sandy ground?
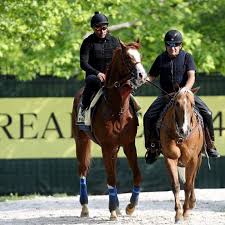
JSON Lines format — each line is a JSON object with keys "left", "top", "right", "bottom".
{"left": 0, "top": 189, "right": 224, "bottom": 225}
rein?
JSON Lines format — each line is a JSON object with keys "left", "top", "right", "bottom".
{"left": 160, "top": 91, "right": 202, "bottom": 145}
{"left": 175, "top": 118, "right": 201, "bottom": 144}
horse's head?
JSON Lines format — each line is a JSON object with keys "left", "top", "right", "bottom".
{"left": 105, "top": 40, "right": 147, "bottom": 90}
{"left": 172, "top": 87, "right": 199, "bottom": 138}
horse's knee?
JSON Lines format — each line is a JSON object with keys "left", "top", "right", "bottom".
{"left": 172, "top": 183, "right": 180, "bottom": 194}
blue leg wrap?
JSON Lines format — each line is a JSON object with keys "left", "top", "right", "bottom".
{"left": 130, "top": 186, "right": 140, "bottom": 206}
{"left": 108, "top": 186, "right": 118, "bottom": 212}
{"left": 80, "top": 177, "right": 88, "bottom": 205}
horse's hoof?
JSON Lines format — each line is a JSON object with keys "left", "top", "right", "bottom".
{"left": 183, "top": 210, "right": 190, "bottom": 220}
{"left": 175, "top": 211, "right": 183, "bottom": 223}
{"left": 80, "top": 204, "right": 89, "bottom": 217}
{"left": 110, "top": 210, "right": 117, "bottom": 221}
{"left": 175, "top": 219, "right": 183, "bottom": 224}
{"left": 126, "top": 203, "right": 135, "bottom": 215}
{"left": 116, "top": 207, "right": 122, "bottom": 216}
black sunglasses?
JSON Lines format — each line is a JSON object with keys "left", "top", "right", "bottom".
{"left": 166, "top": 42, "right": 181, "bottom": 47}
{"left": 94, "top": 26, "right": 108, "bottom": 31}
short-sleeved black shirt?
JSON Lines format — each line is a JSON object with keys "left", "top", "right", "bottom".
{"left": 80, "top": 33, "right": 120, "bottom": 77}
{"left": 149, "top": 50, "right": 196, "bottom": 94}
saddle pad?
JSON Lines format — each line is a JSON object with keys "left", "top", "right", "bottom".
{"left": 76, "top": 88, "right": 103, "bottom": 126}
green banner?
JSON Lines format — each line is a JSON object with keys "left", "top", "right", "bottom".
{"left": 0, "top": 97, "right": 225, "bottom": 159}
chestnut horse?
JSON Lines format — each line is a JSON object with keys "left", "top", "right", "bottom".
{"left": 160, "top": 87, "right": 204, "bottom": 222}
{"left": 72, "top": 41, "right": 147, "bottom": 220}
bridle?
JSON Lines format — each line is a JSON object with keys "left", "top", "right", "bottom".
{"left": 160, "top": 90, "right": 201, "bottom": 144}
{"left": 104, "top": 46, "right": 141, "bottom": 117}
{"left": 106, "top": 47, "right": 141, "bottom": 89}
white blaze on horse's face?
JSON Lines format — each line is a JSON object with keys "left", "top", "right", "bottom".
{"left": 177, "top": 88, "right": 192, "bottom": 136}
{"left": 127, "top": 48, "right": 147, "bottom": 86}
{"left": 182, "top": 96, "right": 189, "bottom": 134}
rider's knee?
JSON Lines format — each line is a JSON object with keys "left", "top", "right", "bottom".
{"left": 85, "top": 75, "right": 101, "bottom": 86}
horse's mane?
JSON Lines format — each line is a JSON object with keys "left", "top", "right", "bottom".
{"left": 174, "top": 87, "right": 193, "bottom": 99}
{"left": 126, "top": 42, "right": 140, "bottom": 49}
{"left": 104, "top": 47, "right": 121, "bottom": 86}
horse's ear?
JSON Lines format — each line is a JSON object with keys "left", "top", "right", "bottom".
{"left": 191, "top": 86, "right": 200, "bottom": 94}
{"left": 119, "top": 39, "right": 126, "bottom": 51}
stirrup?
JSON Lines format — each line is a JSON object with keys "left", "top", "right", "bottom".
{"left": 206, "top": 147, "right": 220, "bottom": 158}
{"left": 145, "top": 143, "right": 160, "bottom": 164}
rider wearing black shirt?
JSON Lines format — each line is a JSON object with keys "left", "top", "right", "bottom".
{"left": 80, "top": 12, "right": 120, "bottom": 111}
{"left": 144, "top": 30, "right": 220, "bottom": 164}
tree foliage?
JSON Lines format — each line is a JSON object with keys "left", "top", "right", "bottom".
{"left": 0, "top": 0, "right": 224, "bottom": 80}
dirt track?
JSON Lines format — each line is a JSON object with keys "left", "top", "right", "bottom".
{"left": 0, "top": 189, "right": 224, "bottom": 225}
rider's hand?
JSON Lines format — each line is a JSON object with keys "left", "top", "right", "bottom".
{"left": 97, "top": 73, "right": 106, "bottom": 82}
{"left": 145, "top": 76, "right": 151, "bottom": 83}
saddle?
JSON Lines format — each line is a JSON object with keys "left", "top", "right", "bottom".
{"left": 76, "top": 88, "right": 103, "bottom": 143}
{"left": 76, "top": 88, "right": 139, "bottom": 144}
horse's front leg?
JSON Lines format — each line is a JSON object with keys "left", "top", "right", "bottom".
{"left": 123, "top": 142, "right": 141, "bottom": 215}
{"left": 165, "top": 158, "right": 182, "bottom": 223}
{"left": 183, "top": 157, "right": 199, "bottom": 219}
{"left": 75, "top": 130, "right": 91, "bottom": 218}
{"left": 102, "top": 145, "right": 120, "bottom": 221}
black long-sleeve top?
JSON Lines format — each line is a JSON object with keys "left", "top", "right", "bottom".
{"left": 149, "top": 50, "right": 196, "bottom": 93}
{"left": 80, "top": 33, "right": 120, "bottom": 77}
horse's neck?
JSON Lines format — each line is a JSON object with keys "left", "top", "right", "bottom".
{"left": 107, "top": 89, "right": 131, "bottom": 116}
{"left": 106, "top": 63, "right": 121, "bottom": 86}
{"left": 105, "top": 57, "right": 131, "bottom": 118}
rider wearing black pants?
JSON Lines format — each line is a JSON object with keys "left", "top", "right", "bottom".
{"left": 144, "top": 30, "right": 220, "bottom": 164}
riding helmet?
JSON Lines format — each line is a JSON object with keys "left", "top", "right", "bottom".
{"left": 164, "top": 30, "right": 183, "bottom": 46}
{"left": 90, "top": 12, "right": 108, "bottom": 27}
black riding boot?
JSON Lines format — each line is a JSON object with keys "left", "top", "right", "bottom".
{"left": 143, "top": 96, "right": 168, "bottom": 164}
{"left": 82, "top": 75, "right": 102, "bottom": 110}
{"left": 144, "top": 116, "right": 161, "bottom": 164}
{"left": 205, "top": 127, "right": 220, "bottom": 158}
{"left": 195, "top": 96, "right": 220, "bottom": 158}
{"left": 145, "top": 142, "right": 161, "bottom": 164}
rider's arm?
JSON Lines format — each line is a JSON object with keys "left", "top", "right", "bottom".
{"left": 185, "top": 70, "right": 195, "bottom": 89}
{"left": 146, "top": 75, "right": 156, "bottom": 83}
{"left": 80, "top": 38, "right": 100, "bottom": 75}
{"left": 185, "top": 53, "right": 196, "bottom": 89}
{"left": 145, "top": 55, "right": 160, "bottom": 83}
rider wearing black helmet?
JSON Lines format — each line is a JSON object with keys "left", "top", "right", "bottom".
{"left": 80, "top": 12, "right": 120, "bottom": 114}
{"left": 144, "top": 29, "right": 220, "bottom": 164}
{"left": 90, "top": 12, "right": 109, "bottom": 27}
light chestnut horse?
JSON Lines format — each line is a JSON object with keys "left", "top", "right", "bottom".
{"left": 72, "top": 41, "right": 147, "bottom": 220}
{"left": 160, "top": 87, "right": 204, "bottom": 222}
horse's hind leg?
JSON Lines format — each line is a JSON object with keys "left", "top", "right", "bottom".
{"left": 165, "top": 158, "right": 182, "bottom": 223}
{"left": 75, "top": 130, "right": 92, "bottom": 217}
{"left": 123, "top": 142, "right": 142, "bottom": 215}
